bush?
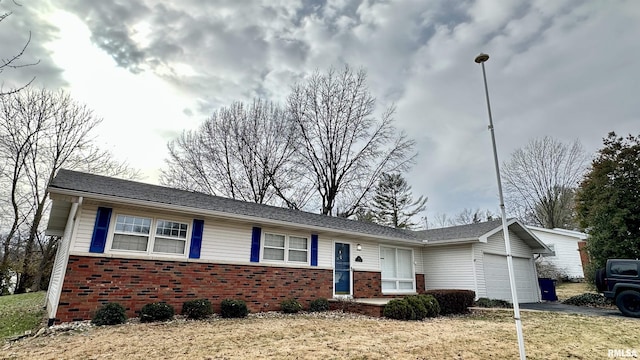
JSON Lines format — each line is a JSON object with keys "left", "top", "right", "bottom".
{"left": 220, "top": 299, "right": 248, "bottom": 318}
{"left": 92, "top": 303, "right": 127, "bottom": 326}
{"left": 405, "top": 296, "right": 428, "bottom": 320}
{"left": 383, "top": 299, "right": 414, "bottom": 320}
{"left": 280, "top": 298, "right": 302, "bottom": 314}
{"left": 139, "top": 302, "right": 175, "bottom": 323}
{"left": 474, "top": 298, "right": 512, "bottom": 308}
{"left": 425, "top": 289, "right": 475, "bottom": 315}
{"left": 562, "top": 293, "right": 612, "bottom": 308}
{"left": 309, "top": 298, "right": 330, "bottom": 312}
{"left": 182, "top": 299, "right": 213, "bottom": 320}
{"left": 417, "top": 294, "right": 441, "bottom": 317}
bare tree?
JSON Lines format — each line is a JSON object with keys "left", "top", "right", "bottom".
{"left": 502, "top": 136, "right": 588, "bottom": 229}
{"left": 0, "top": 88, "right": 139, "bottom": 293}
{"left": 161, "top": 99, "right": 309, "bottom": 208}
{"left": 287, "top": 65, "right": 416, "bottom": 216}
{"left": 430, "top": 213, "right": 454, "bottom": 229}
{"left": 451, "top": 208, "right": 499, "bottom": 225}
{"left": 0, "top": 1, "right": 39, "bottom": 96}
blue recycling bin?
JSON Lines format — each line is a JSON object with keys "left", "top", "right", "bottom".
{"left": 538, "top": 278, "right": 558, "bottom": 301}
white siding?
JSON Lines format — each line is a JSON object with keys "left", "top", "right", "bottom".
{"left": 530, "top": 229, "right": 585, "bottom": 279}
{"left": 200, "top": 221, "right": 252, "bottom": 262}
{"left": 71, "top": 203, "right": 98, "bottom": 253}
{"left": 422, "top": 245, "right": 475, "bottom": 291}
{"left": 474, "top": 230, "right": 539, "bottom": 301}
{"left": 46, "top": 202, "right": 78, "bottom": 319}
{"left": 66, "top": 201, "right": 422, "bottom": 272}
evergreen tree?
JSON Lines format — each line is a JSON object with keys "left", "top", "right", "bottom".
{"left": 576, "top": 132, "right": 640, "bottom": 269}
{"left": 371, "top": 173, "right": 427, "bottom": 229}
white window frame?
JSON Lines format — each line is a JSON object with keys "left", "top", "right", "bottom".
{"left": 109, "top": 213, "right": 191, "bottom": 257}
{"left": 261, "top": 232, "right": 310, "bottom": 265}
{"left": 380, "top": 245, "right": 416, "bottom": 294}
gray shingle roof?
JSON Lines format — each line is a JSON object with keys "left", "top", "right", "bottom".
{"left": 415, "top": 219, "right": 505, "bottom": 242}
{"left": 50, "top": 169, "right": 420, "bottom": 242}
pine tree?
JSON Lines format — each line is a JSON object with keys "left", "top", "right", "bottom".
{"left": 371, "top": 173, "right": 427, "bottom": 229}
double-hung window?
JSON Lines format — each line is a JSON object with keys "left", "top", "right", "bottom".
{"left": 263, "top": 233, "right": 309, "bottom": 264}
{"left": 380, "top": 246, "right": 415, "bottom": 293}
{"left": 111, "top": 214, "right": 189, "bottom": 256}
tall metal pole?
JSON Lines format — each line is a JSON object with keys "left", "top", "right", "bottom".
{"left": 474, "top": 53, "right": 526, "bottom": 360}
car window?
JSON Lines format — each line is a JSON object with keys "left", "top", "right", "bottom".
{"left": 610, "top": 262, "right": 639, "bottom": 276}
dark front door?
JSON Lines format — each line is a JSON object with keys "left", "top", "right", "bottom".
{"left": 334, "top": 242, "right": 351, "bottom": 296}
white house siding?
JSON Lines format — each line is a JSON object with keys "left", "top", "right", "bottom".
{"left": 67, "top": 201, "right": 423, "bottom": 274}
{"left": 529, "top": 229, "right": 585, "bottom": 279}
{"left": 473, "top": 230, "right": 540, "bottom": 302}
{"left": 70, "top": 203, "right": 97, "bottom": 253}
{"left": 422, "top": 245, "right": 475, "bottom": 291}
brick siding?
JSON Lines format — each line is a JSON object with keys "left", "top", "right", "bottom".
{"left": 55, "top": 255, "right": 333, "bottom": 323}
{"left": 353, "top": 271, "right": 425, "bottom": 298}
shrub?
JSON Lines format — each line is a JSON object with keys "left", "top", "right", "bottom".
{"left": 182, "top": 299, "right": 213, "bottom": 320}
{"left": 425, "top": 289, "right": 475, "bottom": 315}
{"left": 280, "top": 298, "right": 302, "bottom": 314}
{"left": 418, "top": 294, "right": 441, "bottom": 317}
{"left": 309, "top": 298, "right": 330, "bottom": 312}
{"left": 562, "top": 293, "right": 612, "bottom": 308}
{"left": 220, "top": 299, "right": 248, "bottom": 318}
{"left": 474, "top": 298, "right": 512, "bottom": 308}
{"left": 383, "top": 299, "right": 414, "bottom": 320}
{"left": 92, "top": 303, "right": 127, "bottom": 326}
{"left": 139, "top": 302, "right": 175, "bottom": 323}
{"left": 405, "top": 296, "right": 428, "bottom": 320}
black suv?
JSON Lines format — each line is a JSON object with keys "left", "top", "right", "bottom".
{"left": 595, "top": 259, "right": 640, "bottom": 318}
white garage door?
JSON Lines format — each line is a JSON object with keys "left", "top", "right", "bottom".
{"left": 483, "top": 254, "right": 539, "bottom": 303}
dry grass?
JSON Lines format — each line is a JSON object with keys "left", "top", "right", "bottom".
{"left": 2, "top": 311, "right": 638, "bottom": 360}
{"left": 555, "top": 282, "right": 595, "bottom": 301}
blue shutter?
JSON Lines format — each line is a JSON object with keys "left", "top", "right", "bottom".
{"left": 311, "top": 234, "right": 318, "bottom": 266}
{"left": 250, "top": 227, "right": 261, "bottom": 262}
{"left": 89, "top": 207, "right": 112, "bottom": 253}
{"left": 189, "top": 219, "right": 204, "bottom": 259}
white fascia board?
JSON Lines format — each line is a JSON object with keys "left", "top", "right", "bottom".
{"left": 48, "top": 188, "right": 421, "bottom": 245}
{"left": 423, "top": 238, "right": 479, "bottom": 246}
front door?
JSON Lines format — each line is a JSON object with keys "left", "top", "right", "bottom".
{"left": 334, "top": 242, "right": 351, "bottom": 297}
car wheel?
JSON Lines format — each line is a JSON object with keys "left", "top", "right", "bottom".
{"left": 595, "top": 268, "right": 606, "bottom": 292}
{"left": 615, "top": 290, "right": 640, "bottom": 318}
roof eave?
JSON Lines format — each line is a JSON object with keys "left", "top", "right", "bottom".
{"left": 48, "top": 187, "right": 421, "bottom": 245}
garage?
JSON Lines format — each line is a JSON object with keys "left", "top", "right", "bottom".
{"left": 483, "top": 253, "right": 539, "bottom": 303}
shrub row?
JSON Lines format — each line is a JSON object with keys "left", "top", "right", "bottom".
{"left": 92, "top": 297, "right": 332, "bottom": 325}
{"left": 474, "top": 297, "right": 512, "bottom": 308}
{"left": 383, "top": 295, "right": 440, "bottom": 320}
{"left": 425, "top": 289, "right": 475, "bottom": 315}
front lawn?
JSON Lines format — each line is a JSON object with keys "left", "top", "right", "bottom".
{"left": 1, "top": 310, "right": 638, "bottom": 359}
{"left": 555, "top": 281, "right": 595, "bottom": 301}
{"left": 0, "top": 291, "right": 45, "bottom": 339}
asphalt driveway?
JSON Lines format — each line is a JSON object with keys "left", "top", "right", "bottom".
{"left": 519, "top": 302, "right": 624, "bottom": 317}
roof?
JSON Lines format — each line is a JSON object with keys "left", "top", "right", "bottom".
{"left": 416, "top": 219, "right": 505, "bottom": 242}
{"left": 527, "top": 226, "right": 588, "bottom": 240}
{"left": 48, "top": 169, "right": 420, "bottom": 242}
{"left": 417, "top": 218, "right": 551, "bottom": 253}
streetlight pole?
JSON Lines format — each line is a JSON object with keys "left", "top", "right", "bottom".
{"left": 474, "top": 52, "right": 526, "bottom": 360}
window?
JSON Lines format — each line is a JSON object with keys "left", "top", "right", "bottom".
{"left": 611, "top": 262, "right": 638, "bottom": 277}
{"left": 263, "top": 233, "right": 309, "bottom": 263}
{"left": 111, "top": 214, "right": 189, "bottom": 256}
{"left": 380, "top": 246, "right": 415, "bottom": 292}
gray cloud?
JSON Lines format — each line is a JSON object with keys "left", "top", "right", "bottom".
{"left": 18, "top": 0, "right": 640, "bottom": 219}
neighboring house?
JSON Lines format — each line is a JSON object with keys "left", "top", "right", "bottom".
{"left": 528, "top": 226, "right": 588, "bottom": 279}
{"left": 44, "top": 170, "right": 551, "bottom": 324}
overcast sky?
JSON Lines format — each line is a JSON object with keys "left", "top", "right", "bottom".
{"left": 2, "top": 0, "right": 638, "bottom": 223}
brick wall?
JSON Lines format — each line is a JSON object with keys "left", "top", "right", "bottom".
{"left": 353, "top": 271, "right": 425, "bottom": 298}
{"left": 56, "top": 255, "right": 333, "bottom": 323}
{"left": 577, "top": 241, "right": 590, "bottom": 277}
